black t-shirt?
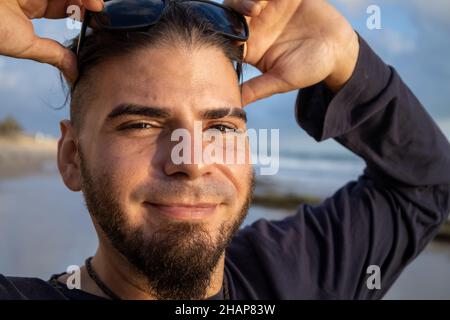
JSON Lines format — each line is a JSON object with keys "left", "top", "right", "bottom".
{"left": 1, "top": 35, "right": 450, "bottom": 300}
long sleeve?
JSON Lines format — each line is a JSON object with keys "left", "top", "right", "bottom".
{"left": 225, "top": 35, "right": 450, "bottom": 300}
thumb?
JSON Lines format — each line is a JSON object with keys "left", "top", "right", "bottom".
{"left": 21, "top": 37, "right": 78, "bottom": 83}
{"left": 240, "top": 72, "right": 292, "bottom": 107}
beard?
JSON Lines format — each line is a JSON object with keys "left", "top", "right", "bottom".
{"left": 79, "top": 151, "right": 253, "bottom": 300}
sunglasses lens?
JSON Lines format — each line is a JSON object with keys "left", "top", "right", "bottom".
{"left": 184, "top": 1, "right": 248, "bottom": 40}
{"left": 97, "top": 0, "right": 165, "bottom": 28}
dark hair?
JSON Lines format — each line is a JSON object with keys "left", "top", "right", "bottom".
{"left": 62, "top": 1, "right": 245, "bottom": 131}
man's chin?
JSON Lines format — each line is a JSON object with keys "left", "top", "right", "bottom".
{"left": 117, "top": 222, "right": 228, "bottom": 299}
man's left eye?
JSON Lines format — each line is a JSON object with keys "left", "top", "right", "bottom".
{"left": 208, "top": 124, "right": 238, "bottom": 133}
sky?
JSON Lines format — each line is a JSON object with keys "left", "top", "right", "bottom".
{"left": 0, "top": 0, "right": 449, "bottom": 140}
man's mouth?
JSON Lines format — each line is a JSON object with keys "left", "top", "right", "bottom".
{"left": 143, "top": 202, "right": 218, "bottom": 220}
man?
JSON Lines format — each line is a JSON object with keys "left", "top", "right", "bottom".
{"left": 0, "top": 0, "right": 449, "bottom": 300}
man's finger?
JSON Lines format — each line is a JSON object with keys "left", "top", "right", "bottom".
{"left": 240, "top": 72, "right": 290, "bottom": 106}
{"left": 223, "top": 0, "right": 269, "bottom": 17}
{"left": 22, "top": 37, "right": 78, "bottom": 83}
{"left": 35, "top": 0, "right": 103, "bottom": 19}
{"left": 81, "top": 0, "right": 104, "bottom": 12}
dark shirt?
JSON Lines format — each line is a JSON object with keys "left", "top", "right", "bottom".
{"left": 1, "top": 35, "right": 449, "bottom": 300}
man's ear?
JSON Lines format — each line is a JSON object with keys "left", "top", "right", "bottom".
{"left": 57, "top": 120, "right": 82, "bottom": 192}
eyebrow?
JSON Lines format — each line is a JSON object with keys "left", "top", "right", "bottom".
{"left": 201, "top": 108, "right": 247, "bottom": 123}
{"left": 107, "top": 103, "right": 171, "bottom": 120}
{"left": 106, "top": 103, "right": 247, "bottom": 123}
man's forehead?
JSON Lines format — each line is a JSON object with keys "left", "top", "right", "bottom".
{"left": 98, "top": 45, "right": 238, "bottom": 86}
{"left": 85, "top": 46, "right": 243, "bottom": 122}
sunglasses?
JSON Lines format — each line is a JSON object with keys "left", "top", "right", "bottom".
{"left": 76, "top": 0, "right": 249, "bottom": 55}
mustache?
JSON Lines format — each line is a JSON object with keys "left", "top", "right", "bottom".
{"left": 133, "top": 178, "right": 236, "bottom": 204}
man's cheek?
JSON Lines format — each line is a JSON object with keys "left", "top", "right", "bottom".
{"left": 219, "top": 162, "right": 251, "bottom": 186}
{"left": 96, "top": 146, "right": 149, "bottom": 175}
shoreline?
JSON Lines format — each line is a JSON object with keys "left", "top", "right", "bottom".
{"left": 1, "top": 133, "right": 449, "bottom": 242}
{"left": 0, "top": 133, "right": 57, "bottom": 179}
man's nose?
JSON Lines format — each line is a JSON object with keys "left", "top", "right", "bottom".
{"left": 163, "top": 125, "right": 214, "bottom": 180}
{"left": 164, "top": 161, "right": 212, "bottom": 180}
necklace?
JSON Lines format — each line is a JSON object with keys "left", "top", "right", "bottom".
{"left": 85, "top": 256, "right": 230, "bottom": 300}
{"left": 85, "top": 257, "right": 121, "bottom": 300}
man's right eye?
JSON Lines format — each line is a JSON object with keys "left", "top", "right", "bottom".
{"left": 118, "top": 122, "right": 154, "bottom": 131}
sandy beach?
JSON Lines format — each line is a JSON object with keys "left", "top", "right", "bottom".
{"left": 0, "top": 132, "right": 449, "bottom": 298}
{"left": 0, "top": 133, "right": 57, "bottom": 179}
{"left": 1, "top": 133, "right": 449, "bottom": 241}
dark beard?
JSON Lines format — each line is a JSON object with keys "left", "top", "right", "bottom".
{"left": 79, "top": 152, "right": 253, "bottom": 299}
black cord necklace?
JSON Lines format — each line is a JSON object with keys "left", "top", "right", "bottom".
{"left": 85, "top": 257, "right": 121, "bottom": 300}
{"left": 85, "top": 256, "right": 230, "bottom": 300}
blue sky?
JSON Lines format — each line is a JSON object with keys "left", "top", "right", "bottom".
{"left": 0, "top": 0, "right": 449, "bottom": 139}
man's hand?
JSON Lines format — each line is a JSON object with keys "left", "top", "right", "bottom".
{"left": 224, "top": 0, "right": 360, "bottom": 106}
{"left": 0, "top": 0, "right": 104, "bottom": 83}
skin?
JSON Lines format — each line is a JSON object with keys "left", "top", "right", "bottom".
{"left": 0, "top": 0, "right": 360, "bottom": 299}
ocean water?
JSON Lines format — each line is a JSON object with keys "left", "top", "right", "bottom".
{"left": 249, "top": 122, "right": 365, "bottom": 198}
{"left": 0, "top": 168, "right": 449, "bottom": 299}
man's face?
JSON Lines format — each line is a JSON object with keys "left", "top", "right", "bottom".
{"left": 64, "top": 44, "right": 253, "bottom": 299}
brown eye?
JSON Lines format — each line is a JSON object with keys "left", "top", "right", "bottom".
{"left": 119, "top": 122, "right": 154, "bottom": 131}
{"left": 208, "top": 124, "right": 237, "bottom": 133}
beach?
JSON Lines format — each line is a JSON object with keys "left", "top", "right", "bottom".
{"left": 0, "top": 133, "right": 449, "bottom": 299}
{"left": 0, "top": 133, "right": 449, "bottom": 239}
{"left": 0, "top": 133, "right": 57, "bottom": 179}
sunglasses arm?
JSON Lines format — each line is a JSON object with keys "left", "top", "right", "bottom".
{"left": 76, "top": 10, "right": 92, "bottom": 55}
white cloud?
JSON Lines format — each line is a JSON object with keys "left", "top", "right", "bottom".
{"left": 377, "top": 29, "right": 416, "bottom": 55}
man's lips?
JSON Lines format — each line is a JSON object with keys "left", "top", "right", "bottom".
{"left": 143, "top": 202, "right": 218, "bottom": 220}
